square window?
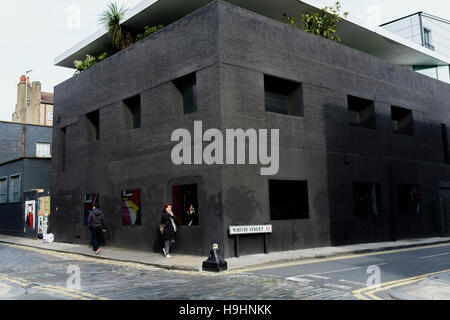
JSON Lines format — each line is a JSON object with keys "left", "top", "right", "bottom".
{"left": 122, "top": 189, "right": 141, "bottom": 225}
{"left": 348, "top": 95, "right": 376, "bottom": 129}
{"left": 86, "top": 110, "right": 100, "bottom": 141}
{"left": 353, "top": 183, "right": 382, "bottom": 216}
{"left": 264, "top": 75, "right": 303, "bottom": 116}
{"left": 172, "top": 184, "right": 199, "bottom": 226}
{"left": 398, "top": 184, "right": 421, "bottom": 215}
{"left": 9, "top": 175, "right": 20, "bottom": 203}
{"left": 0, "top": 178, "right": 7, "bottom": 203}
{"left": 36, "top": 142, "right": 51, "bottom": 158}
{"left": 269, "top": 180, "right": 309, "bottom": 220}
{"left": 391, "top": 106, "right": 414, "bottom": 136}
{"left": 173, "top": 73, "right": 197, "bottom": 115}
{"left": 124, "top": 95, "right": 141, "bottom": 129}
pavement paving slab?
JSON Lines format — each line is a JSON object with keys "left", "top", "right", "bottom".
{"left": 389, "top": 272, "right": 450, "bottom": 300}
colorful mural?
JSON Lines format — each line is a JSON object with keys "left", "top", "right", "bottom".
{"left": 122, "top": 190, "right": 141, "bottom": 225}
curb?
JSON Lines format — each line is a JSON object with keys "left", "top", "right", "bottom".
{"left": 0, "top": 239, "right": 201, "bottom": 273}
{"left": 1, "top": 237, "right": 450, "bottom": 273}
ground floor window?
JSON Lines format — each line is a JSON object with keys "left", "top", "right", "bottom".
{"left": 269, "top": 180, "right": 309, "bottom": 220}
{"left": 353, "top": 183, "right": 382, "bottom": 216}
{"left": 0, "top": 177, "right": 6, "bottom": 203}
{"left": 172, "top": 184, "right": 199, "bottom": 226}
{"left": 398, "top": 184, "right": 421, "bottom": 215}
{"left": 9, "top": 175, "right": 20, "bottom": 203}
{"left": 83, "top": 193, "right": 99, "bottom": 225}
{"left": 121, "top": 189, "right": 141, "bottom": 225}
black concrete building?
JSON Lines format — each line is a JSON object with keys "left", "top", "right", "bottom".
{"left": 0, "top": 121, "right": 52, "bottom": 236}
{"left": 51, "top": 1, "right": 450, "bottom": 257}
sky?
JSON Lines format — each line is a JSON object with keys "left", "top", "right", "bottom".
{"left": 0, "top": 0, "right": 449, "bottom": 122}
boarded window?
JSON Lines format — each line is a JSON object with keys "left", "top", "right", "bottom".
{"left": 264, "top": 75, "right": 303, "bottom": 116}
{"left": 172, "top": 184, "right": 199, "bottom": 225}
{"left": 269, "top": 180, "right": 309, "bottom": 220}
{"left": 173, "top": 73, "right": 197, "bottom": 115}
{"left": 9, "top": 175, "right": 20, "bottom": 203}
{"left": 391, "top": 106, "right": 414, "bottom": 136}
{"left": 0, "top": 178, "right": 7, "bottom": 203}
{"left": 122, "top": 189, "right": 141, "bottom": 225}
{"left": 353, "top": 183, "right": 382, "bottom": 216}
{"left": 36, "top": 142, "right": 51, "bottom": 158}
{"left": 83, "top": 193, "right": 99, "bottom": 225}
{"left": 348, "top": 95, "right": 376, "bottom": 129}
{"left": 398, "top": 184, "right": 421, "bottom": 215}
{"left": 124, "top": 95, "right": 141, "bottom": 129}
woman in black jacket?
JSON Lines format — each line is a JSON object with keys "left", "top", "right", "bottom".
{"left": 161, "top": 204, "right": 176, "bottom": 258}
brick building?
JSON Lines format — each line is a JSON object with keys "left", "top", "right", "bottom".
{"left": 51, "top": 0, "right": 450, "bottom": 257}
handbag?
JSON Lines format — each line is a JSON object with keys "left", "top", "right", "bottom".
{"left": 159, "top": 224, "right": 165, "bottom": 235}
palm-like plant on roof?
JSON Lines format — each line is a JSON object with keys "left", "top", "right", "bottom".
{"left": 99, "top": 2, "right": 133, "bottom": 51}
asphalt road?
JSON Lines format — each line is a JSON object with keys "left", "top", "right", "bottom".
{"left": 0, "top": 242, "right": 449, "bottom": 300}
{"left": 237, "top": 242, "right": 450, "bottom": 299}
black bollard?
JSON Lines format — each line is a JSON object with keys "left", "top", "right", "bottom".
{"left": 202, "top": 242, "right": 228, "bottom": 272}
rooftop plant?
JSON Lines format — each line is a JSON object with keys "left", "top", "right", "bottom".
{"left": 284, "top": 1, "right": 349, "bottom": 43}
{"left": 73, "top": 3, "right": 164, "bottom": 74}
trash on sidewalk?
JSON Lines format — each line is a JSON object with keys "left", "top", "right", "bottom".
{"left": 43, "top": 233, "right": 54, "bottom": 243}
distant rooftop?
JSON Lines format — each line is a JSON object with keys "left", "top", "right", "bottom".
{"left": 55, "top": 0, "right": 450, "bottom": 69}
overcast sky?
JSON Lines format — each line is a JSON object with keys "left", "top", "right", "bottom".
{"left": 0, "top": 0, "right": 449, "bottom": 122}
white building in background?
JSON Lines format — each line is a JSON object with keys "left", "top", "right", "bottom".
{"left": 381, "top": 12, "right": 450, "bottom": 83}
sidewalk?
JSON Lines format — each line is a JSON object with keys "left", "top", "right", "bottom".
{"left": 0, "top": 234, "right": 449, "bottom": 273}
{"left": 389, "top": 271, "right": 450, "bottom": 300}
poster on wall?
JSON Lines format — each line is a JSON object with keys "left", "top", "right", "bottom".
{"left": 37, "top": 196, "right": 50, "bottom": 235}
{"left": 122, "top": 190, "right": 141, "bottom": 225}
{"left": 25, "top": 200, "right": 36, "bottom": 230}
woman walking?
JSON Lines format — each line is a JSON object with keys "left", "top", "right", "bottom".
{"left": 160, "top": 204, "right": 177, "bottom": 258}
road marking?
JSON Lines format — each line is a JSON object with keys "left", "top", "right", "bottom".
{"left": 353, "top": 268, "right": 450, "bottom": 300}
{"left": 286, "top": 276, "right": 313, "bottom": 283}
{"left": 324, "top": 283, "right": 352, "bottom": 290}
{"left": 419, "top": 252, "right": 450, "bottom": 259}
{"left": 289, "top": 263, "right": 387, "bottom": 280}
{"left": 226, "top": 243, "right": 450, "bottom": 275}
{"left": 303, "top": 274, "right": 331, "bottom": 280}
{"left": 0, "top": 272, "right": 108, "bottom": 300}
{"left": 339, "top": 279, "right": 366, "bottom": 286}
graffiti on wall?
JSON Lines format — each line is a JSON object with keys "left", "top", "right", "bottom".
{"left": 37, "top": 196, "right": 50, "bottom": 235}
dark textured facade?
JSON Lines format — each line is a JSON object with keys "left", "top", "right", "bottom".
{"left": 51, "top": 1, "right": 450, "bottom": 257}
{"left": 0, "top": 121, "right": 52, "bottom": 236}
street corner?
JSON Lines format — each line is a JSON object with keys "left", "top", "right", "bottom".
{"left": 389, "top": 271, "right": 450, "bottom": 300}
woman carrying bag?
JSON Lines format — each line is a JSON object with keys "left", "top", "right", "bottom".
{"left": 160, "top": 203, "right": 177, "bottom": 258}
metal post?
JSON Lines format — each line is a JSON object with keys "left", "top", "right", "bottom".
{"left": 235, "top": 235, "right": 239, "bottom": 258}
{"left": 264, "top": 233, "right": 268, "bottom": 254}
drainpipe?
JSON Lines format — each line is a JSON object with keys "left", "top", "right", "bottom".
{"left": 22, "top": 125, "right": 26, "bottom": 157}
{"left": 418, "top": 12, "right": 424, "bottom": 47}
